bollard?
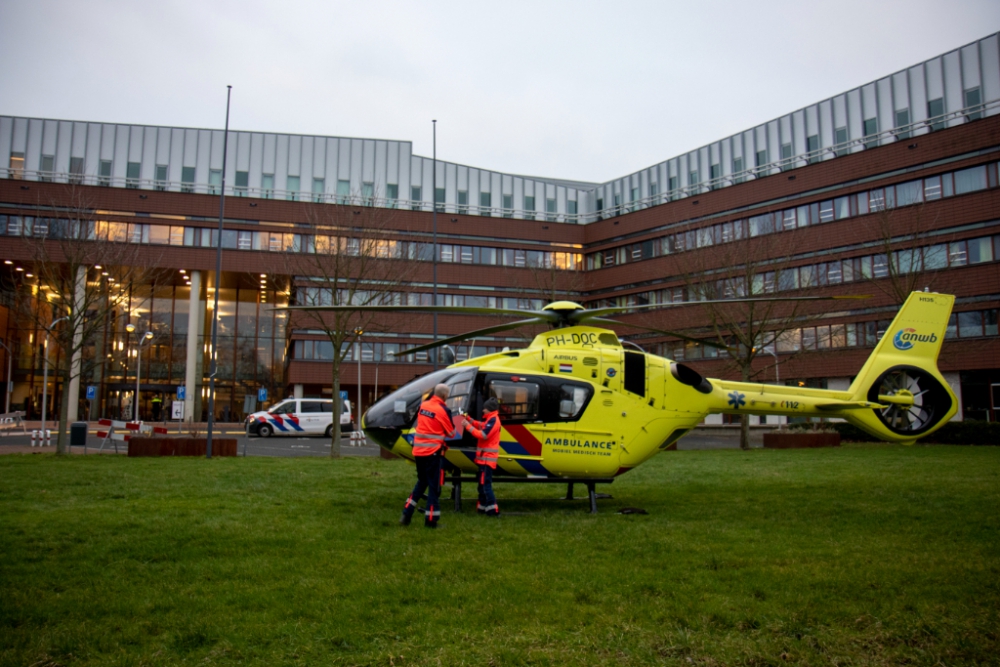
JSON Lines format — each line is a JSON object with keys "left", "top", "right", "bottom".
{"left": 31, "top": 429, "right": 37, "bottom": 447}
{"left": 45, "top": 429, "right": 52, "bottom": 447}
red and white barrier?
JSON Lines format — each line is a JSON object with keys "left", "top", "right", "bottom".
{"left": 31, "top": 429, "right": 52, "bottom": 447}
{"left": 97, "top": 419, "right": 168, "bottom": 451}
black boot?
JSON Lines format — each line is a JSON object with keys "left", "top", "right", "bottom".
{"left": 400, "top": 513, "right": 412, "bottom": 526}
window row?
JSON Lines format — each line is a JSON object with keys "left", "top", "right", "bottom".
{"left": 655, "top": 307, "right": 998, "bottom": 361}
{"left": 587, "top": 162, "right": 999, "bottom": 269}
{"left": 295, "top": 286, "right": 547, "bottom": 311}
{"left": 592, "top": 232, "right": 1000, "bottom": 309}
{"left": 291, "top": 340, "right": 515, "bottom": 364}
{"left": 0, "top": 216, "right": 581, "bottom": 271}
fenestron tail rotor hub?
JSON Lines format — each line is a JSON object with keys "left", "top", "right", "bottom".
{"left": 867, "top": 365, "right": 953, "bottom": 436}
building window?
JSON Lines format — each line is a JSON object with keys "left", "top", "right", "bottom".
{"left": 39, "top": 155, "right": 54, "bottom": 181}
{"left": 668, "top": 176, "right": 678, "bottom": 200}
{"left": 755, "top": 150, "right": 768, "bottom": 177}
{"left": 479, "top": 191, "right": 491, "bottom": 216}
{"left": 126, "top": 162, "right": 141, "bottom": 188}
{"left": 362, "top": 182, "right": 374, "bottom": 204}
{"left": 863, "top": 118, "right": 878, "bottom": 149}
{"left": 546, "top": 197, "right": 556, "bottom": 221}
{"left": 894, "top": 109, "right": 911, "bottom": 139}
{"left": 458, "top": 190, "right": 469, "bottom": 214}
{"left": 99, "top": 159, "right": 112, "bottom": 186}
{"left": 235, "top": 171, "right": 249, "bottom": 196}
{"left": 312, "top": 177, "right": 325, "bottom": 202}
{"left": 688, "top": 171, "right": 698, "bottom": 191}
{"left": 567, "top": 200, "right": 578, "bottom": 218}
{"left": 524, "top": 195, "right": 535, "bottom": 219}
{"left": 613, "top": 193, "right": 621, "bottom": 215}
{"left": 502, "top": 194, "right": 513, "bottom": 218}
{"left": 709, "top": 164, "right": 721, "bottom": 189}
{"left": 287, "top": 175, "right": 300, "bottom": 201}
{"left": 732, "top": 157, "right": 744, "bottom": 183}
{"left": 965, "top": 87, "right": 982, "bottom": 121}
{"left": 780, "top": 143, "right": 793, "bottom": 172}
{"left": 410, "top": 186, "right": 422, "bottom": 211}
{"left": 927, "top": 98, "right": 945, "bottom": 131}
{"left": 261, "top": 174, "right": 274, "bottom": 199}
{"left": 649, "top": 181, "right": 659, "bottom": 201}
{"left": 337, "top": 179, "right": 350, "bottom": 203}
{"left": 386, "top": 183, "right": 398, "bottom": 207}
{"left": 806, "top": 135, "right": 820, "bottom": 164}
{"left": 9, "top": 152, "right": 24, "bottom": 179}
{"left": 435, "top": 187, "right": 446, "bottom": 212}
{"left": 155, "top": 165, "right": 168, "bottom": 191}
{"left": 209, "top": 169, "right": 222, "bottom": 195}
{"left": 181, "top": 166, "right": 195, "bottom": 193}
{"left": 834, "top": 127, "right": 849, "bottom": 156}
{"left": 69, "top": 157, "right": 84, "bottom": 184}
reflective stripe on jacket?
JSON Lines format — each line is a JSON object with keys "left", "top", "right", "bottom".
{"left": 467, "top": 410, "right": 501, "bottom": 468}
{"left": 412, "top": 395, "right": 455, "bottom": 456}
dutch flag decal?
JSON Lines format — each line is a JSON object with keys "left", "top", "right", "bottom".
{"left": 559, "top": 363, "right": 573, "bottom": 373}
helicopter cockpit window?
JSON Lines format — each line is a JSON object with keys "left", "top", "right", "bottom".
{"left": 487, "top": 380, "right": 540, "bottom": 422}
{"left": 443, "top": 370, "right": 476, "bottom": 414}
{"left": 558, "top": 384, "right": 591, "bottom": 419}
{"left": 363, "top": 368, "right": 477, "bottom": 429}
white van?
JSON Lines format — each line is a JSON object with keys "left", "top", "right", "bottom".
{"left": 246, "top": 398, "right": 354, "bottom": 437}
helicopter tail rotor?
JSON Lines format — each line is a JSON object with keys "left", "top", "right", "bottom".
{"left": 842, "top": 292, "right": 957, "bottom": 441}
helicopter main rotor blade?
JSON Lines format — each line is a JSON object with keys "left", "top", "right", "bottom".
{"left": 278, "top": 304, "right": 555, "bottom": 319}
{"left": 589, "top": 317, "right": 734, "bottom": 350}
{"left": 578, "top": 294, "right": 871, "bottom": 321}
{"left": 394, "top": 318, "right": 546, "bottom": 357}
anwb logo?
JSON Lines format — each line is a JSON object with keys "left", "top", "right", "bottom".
{"left": 893, "top": 328, "right": 938, "bottom": 351}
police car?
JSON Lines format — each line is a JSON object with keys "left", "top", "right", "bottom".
{"left": 246, "top": 398, "right": 354, "bottom": 437}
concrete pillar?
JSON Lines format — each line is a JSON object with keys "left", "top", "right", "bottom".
{"left": 66, "top": 266, "right": 86, "bottom": 422}
{"left": 293, "top": 384, "right": 304, "bottom": 399}
{"left": 184, "top": 271, "right": 203, "bottom": 422}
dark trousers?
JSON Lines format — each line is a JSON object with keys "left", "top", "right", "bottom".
{"left": 403, "top": 453, "right": 443, "bottom": 527}
{"left": 477, "top": 464, "right": 499, "bottom": 516}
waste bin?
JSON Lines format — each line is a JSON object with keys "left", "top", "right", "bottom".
{"left": 70, "top": 421, "right": 89, "bottom": 447}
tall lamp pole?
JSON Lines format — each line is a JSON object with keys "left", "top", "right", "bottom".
{"left": 134, "top": 330, "right": 153, "bottom": 421}
{"left": 354, "top": 328, "right": 363, "bottom": 433}
{"left": 431, "top": 119, "right": 438, "bottom": 370}
{"left": 41, "top": 316, "right": 68, "bottom": 430}
{"left": 207, "top": 84, "right": 232, "bottom": 459}
{"left": 0, "top": 339, "right": 13, "bottom": 414}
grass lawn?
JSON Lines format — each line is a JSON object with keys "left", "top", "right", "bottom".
{"left": 1, "top": 445, "right": 998, "bottom": 666}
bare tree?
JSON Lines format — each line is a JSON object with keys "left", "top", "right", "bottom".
{"left": 10, "top": 187, "right": 159, "bottom": 454}
{"left": 283, "top": 195, "right": 418, "bottom": 458}
{"left": 864, "top": 199, "right": 943, "bottom": 306}
{"left": 667, "top": 226, "right": 819, "bottom": 450}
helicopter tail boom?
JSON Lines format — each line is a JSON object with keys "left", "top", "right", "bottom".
{"left": 703, "top": 291, "right": 957, "bottom": 442}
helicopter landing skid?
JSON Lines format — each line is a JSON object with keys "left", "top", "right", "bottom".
{"left": 448, "top": 473, "right": 615, "bottom": 514}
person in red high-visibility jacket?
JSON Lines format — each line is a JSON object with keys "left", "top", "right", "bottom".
{"left": 400, "top": 384, "right": 456, "bottom": 528}
{"left": 465, "top": 397, "right": 501, "bottom": 517}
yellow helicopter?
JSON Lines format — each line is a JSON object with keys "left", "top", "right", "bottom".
{"left": 289, "top": 291, "right": 957, "bottom": 486}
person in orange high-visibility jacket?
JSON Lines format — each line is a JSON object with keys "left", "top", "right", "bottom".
{"left": 400, "top": 384, "right": 456, "bottom": 528}
{"left": 465, "top": 397, "right": 501, "bottom": 517}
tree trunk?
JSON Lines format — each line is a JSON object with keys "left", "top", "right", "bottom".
{"left": 330, "top": 367, "right": 341, "bottom": 459}
{"left": 56, "top": 356, "right": 71, "bottom": 455}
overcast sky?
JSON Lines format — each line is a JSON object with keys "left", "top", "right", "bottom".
{"left": 1, "top": 1, "right": 997, "bottom": 183}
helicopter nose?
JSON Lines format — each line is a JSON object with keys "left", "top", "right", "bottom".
{"left": 365, "top": 426, "right": 403, "bottom": 451}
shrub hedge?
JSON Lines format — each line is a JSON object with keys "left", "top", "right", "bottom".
{"left": 788, "top": 420, "right": 1000, "bottom": 445}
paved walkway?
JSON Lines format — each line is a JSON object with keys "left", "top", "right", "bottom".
{"left": 1, "top": 421, "right": 757, "bottom": 456}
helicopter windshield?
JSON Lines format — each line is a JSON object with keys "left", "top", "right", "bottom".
{"left": 364, "top": 367, "right": 477, "bottom": 429}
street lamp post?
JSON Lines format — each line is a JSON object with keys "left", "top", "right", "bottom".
{"left": 0, "top": 339, "right": 13, "bottom": 414}
{"left": 134, "top": 330, "right": 153, "bottom": 421}
{"left": 41, "top": 316, "right": 68, "bottom": 431}
{"left": 354, "top": 328, "right": 363, "bottom": 433}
